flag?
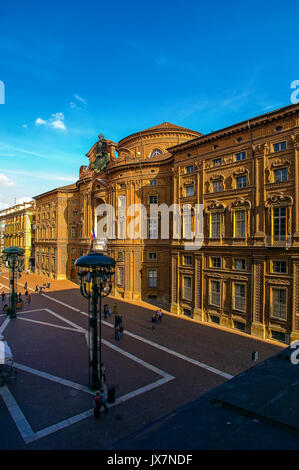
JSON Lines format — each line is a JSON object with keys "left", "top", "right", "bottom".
{"left": 90, "top": 228, "right": 96, "bottom": 240}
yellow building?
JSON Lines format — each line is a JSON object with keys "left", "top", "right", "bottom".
{"left": 0, "top": 201, "right": 36, "bottom": 271}
{"left": 34, "top": 104, "right": 299, "bottom": 344}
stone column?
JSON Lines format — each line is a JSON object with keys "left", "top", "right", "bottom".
{"left": 251, "top": 257, "right": 266, "bottom": 339}
{"left": 292, "top": 135, "right": 299, "bottom": 243}
{"left": 290, "top": 257, "right": 299, "bottom": 342}
{"left": 253, "top": 144, "right": 266, "bottom": 243}
{"left": 193, "top": 253, "right": 203, "bottom": 320}
{"left": 170, "top": 253, "right": 179, "bottom": 314}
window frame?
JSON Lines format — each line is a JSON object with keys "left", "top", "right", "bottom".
{"left": 270, "top": 287, "right": 287, "bottom": 320}
{"left": 148, "top": 269, "right": 157, "bottom": 288}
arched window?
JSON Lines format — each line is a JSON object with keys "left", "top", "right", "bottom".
{"left": 149, "top": 148, "right": 163, "bottom": 158}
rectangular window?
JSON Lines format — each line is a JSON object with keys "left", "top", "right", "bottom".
{"left": 71, "top": 258, "right": 75, "bottom": 267}
{"left": 273, "top": 207, "right": 286, "bottom": 241}
{"left": 149, "top": 180, "right": 157, "bottom": 186}
{"left": 183, "top": 276, "right": 192, "bottom": 300}
{"left": 235, "top": 210, "right": 246, "bottom": 238}
{"left": 236, "top": 175, "right": 247, "bottom": 188}
{"left": 210, "top": 280, "right": 220, "bottom": 307}
{"left": 274, "top": 168, "right": 288, "bottom": 182}
{"left": 148, "top": 270, "right": 157, "bottom": 288}
{"left": 149, "top": 252, "right": 157, "bottom": 260}
{"left": 210, "top": 212, "right": 221, "bottom": 238}
{"left": 233, "top": 283, "right": 246, "bottom": 312}
{"left": 235, "top": 258, "right": 246, "bottom": 270}
{"left": 118, "top": 267, "right": 124, "bottom": 285}
{"left": 149, "top": 195, "right": 158, "bottom": 204}
{"left": 211, "top": 257, "right": 221, "bottom": 268}
{"left": 72, "top": 210, "right": 78, "bottom": 217}
{"left": 148, "top": 217, "right": 158, "bottom": 239}
{"left": 183, "top": 255, "right": 192, "bottom": 266}
{"left": 183, "top": 308, "right": 192, "bottom": 317}
{"left": 71, "top": 248, "right": 76, "bottom": 255}
{"left": 213, "top": 180, "right": 223, "bottom": 193}
{"left": 213, "top": 158, "right": 222, "bottom": 167}
{"left": 186, "top": 165, "right": 194, "bottom": 174}
{"left": 119, "top": 183, "right": 126, "bottom": 189}
{"left": 71, "top": 226, "right": 76, "bottom": 238}
{"left": 236, "top": 151, "right": 246, "bottom": 161}
{"left": 186, "top": 185, "right": 194, "bottom": 197}
{"left": 273, "top": 141, "right": 286, "bottom": 152}
{"left": 273, "top": 260, "right": 287, "bottom": 274}
{"left": 271, "top": 288, "right": 287, "bottom": 319}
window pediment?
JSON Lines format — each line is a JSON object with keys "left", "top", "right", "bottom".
{"left": 265, "top": 192, "right": 293, "bottom": 207}
{"left": 229, "top": 197, "right": 251, "bottom": 211}
{"left": 233, "top": 167, "right": 248, "bottom": 177}
{"left": 270, "top": 159, "right": 291, "bottom": 170}
{"left": 205, "top": 200, "right": 226, "bottom": 213}
{"left": 210, "top": 173, "right": 224, "bottom": 182}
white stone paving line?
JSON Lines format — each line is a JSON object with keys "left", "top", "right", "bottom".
{"left": 0, "top": 385, "right": 36, "bottom": 444}
{"left": 103, "top": 322, "right": 233, "bottom": 380}
{"left": 44, "top": 308, "right": 85, "bottom": 332}
{"left": 25, "top": 284, "right": 232, "bottom": 380}
{"left": 0, "top": 317, "right": 10, "bottom": 335}
{"left": 17, "top": 317, "right": 84, "bottom": 333}
{"left": 1, "top": 276, "right": 232, "bottom": 379}
{"left": 13, "top": 362, "right": 93, "bottom": 395}
{"left": 0, "top": 303, "right": 174, "bottom": 444}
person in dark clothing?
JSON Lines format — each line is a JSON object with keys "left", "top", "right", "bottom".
{"left": 93, "top": 389, "right": 108, "bottom": 419}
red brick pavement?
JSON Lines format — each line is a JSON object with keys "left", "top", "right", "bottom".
{"left": 0, "top": 271, "right": 283, "bottom": 450}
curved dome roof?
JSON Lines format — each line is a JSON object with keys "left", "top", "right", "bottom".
{"left": 118, "top": 122, "right": 201, "bottom": 145}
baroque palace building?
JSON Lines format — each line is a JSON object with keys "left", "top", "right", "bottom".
{"left": 0, "top": 201, "right": 36, "bottom": 271}
{"left": 33, "top": 103, "right": 299, "bottom": 344}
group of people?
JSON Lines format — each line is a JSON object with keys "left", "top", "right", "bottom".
{"left": 104, "top": 302, "right": 125, "bottom": 341}
{"left": 1, "top": 290, "right": 31, "bottom": 312}
{"left": 152, "top": 308, "right": 163, "bottom": 329}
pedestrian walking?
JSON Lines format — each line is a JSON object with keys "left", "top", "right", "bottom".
{"left": 115, "top": 324, "right": 120, "bottom": 340}
{"left": 35, "top": 285, "right": 39, "bottom": 293}
{"left": 93, "top": 389, "right": 108, "bottom": 420}
{"left": 27, "top": 294, "right": 31, "bottom": 305}
{"left": 152, "top": 312, "right": 158, "bottom": 329}
{"left": 1, "top": 292, "right": 5, "bottom": 302}
{"left": 157, "top": 309, "right": 163, "bottom": 323}
{"left": 104, "top": 304, "right": 110, "bottom": 320}
{"left": 39, "top": 286, "right": 42, "bottom": 294}
{"left": 24, "top": 281, "right": 28, "bottom": 291}
{"left": 113, "top": 302, "right": 118, "bottom": 315}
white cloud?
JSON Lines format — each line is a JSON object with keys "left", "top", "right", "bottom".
{"left": 35, "top": 117, "right": 47, "bottom": 126}
{"left": 70, "top": 94, "right": 87, "bottom": 109}
{"left": 35, "top": 112, "right": 66, "bottom": 131}
{"left": 0, "top": 173, "right": 16, "bottom": 187}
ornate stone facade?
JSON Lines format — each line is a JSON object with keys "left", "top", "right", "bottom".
{"left": 0, "top": 201, "right": 36, "bottom": 270}
{"left": 33, "top": 104, "right": 299, "bottom": 343}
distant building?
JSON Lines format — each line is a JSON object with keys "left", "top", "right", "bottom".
{"left": 0, "top": 201, "right": 36, "bottom": 271}
{"left": 33, "top": 103, "right": 299, "bottom": 344}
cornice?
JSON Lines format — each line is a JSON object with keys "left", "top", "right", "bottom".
{"left": 169, "top": 104, "right": 299, "bottom": 153}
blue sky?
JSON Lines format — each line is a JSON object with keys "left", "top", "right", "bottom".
{"left": 0, "top": 0, "right": 298, "bottom": 208}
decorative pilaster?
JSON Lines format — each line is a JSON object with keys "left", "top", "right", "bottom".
{"left": 251, "top": 258, "right": 266, "bottom": 338}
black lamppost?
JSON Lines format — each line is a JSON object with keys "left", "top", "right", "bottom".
{"left": 75, "top": 251, "right": 115, "bottom": 390}
{"left": 1, "top": 247, "right": 24, "bottom": 318}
